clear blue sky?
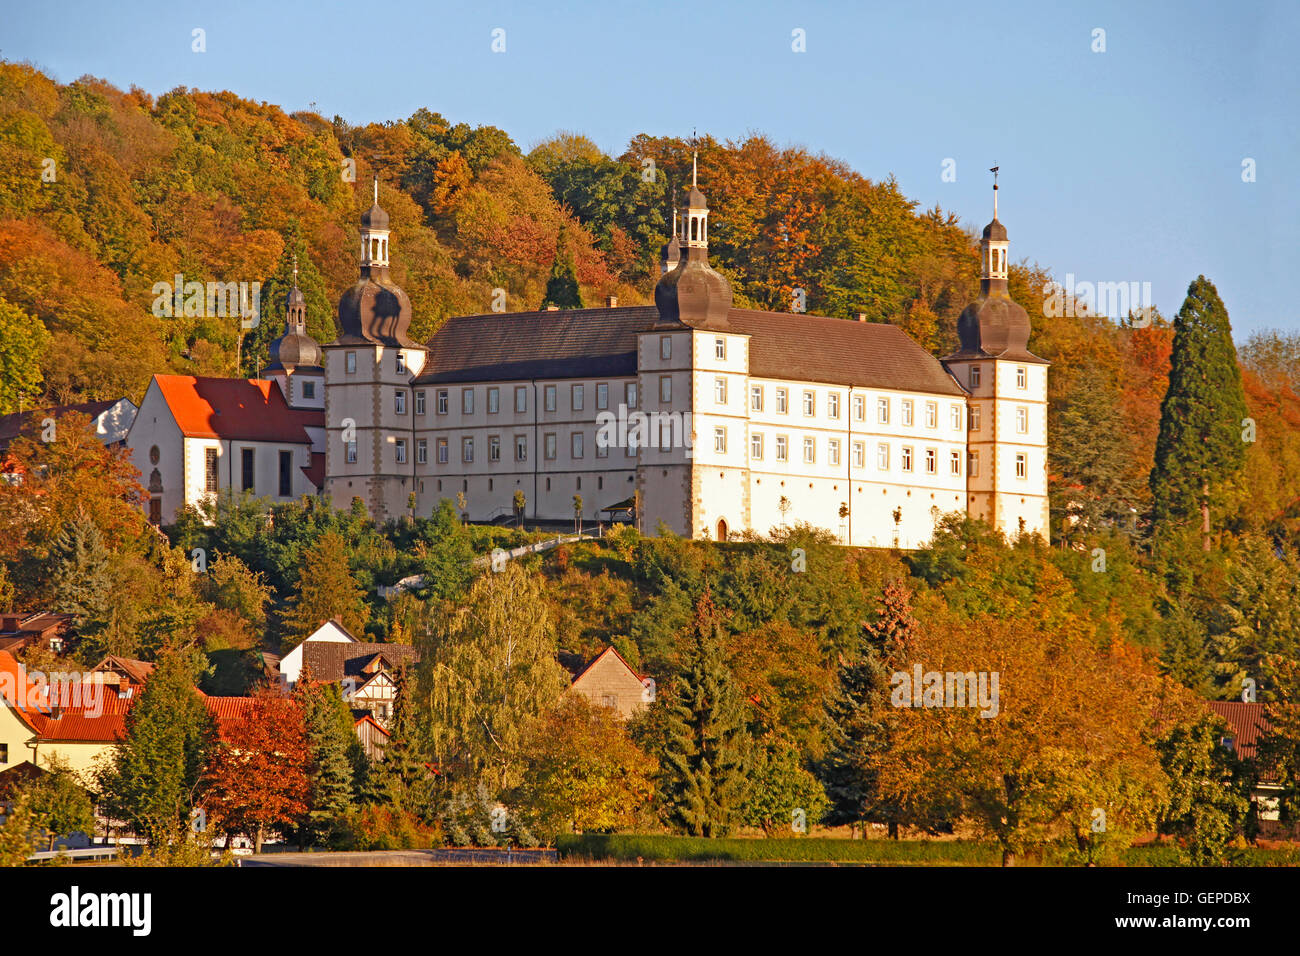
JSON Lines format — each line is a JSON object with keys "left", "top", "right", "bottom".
{"left": 5, "top": 0, "right": 1296, "bottom": 337}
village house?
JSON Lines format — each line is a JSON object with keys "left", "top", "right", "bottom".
{"left": 567, "top": 646, "right": 650, "bottom": 720}
{"left": 0, "top": 611, "right": 73, "bottom": 656}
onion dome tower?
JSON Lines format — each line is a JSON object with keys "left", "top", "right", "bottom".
{"left": 334, "top": 178, "right": 419, "bottom": 348}
{"left": 653, "top": 153, "right": 732, "bottom": 330}
{"left": 262, "top": 256, "right": 324, "bottom": 409}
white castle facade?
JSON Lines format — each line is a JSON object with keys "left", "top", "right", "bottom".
{"left": 314, "top": 175, "right": 1048, "bottom": 548}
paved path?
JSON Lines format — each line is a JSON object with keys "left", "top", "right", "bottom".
{"left": 241, "top": 847, "right": 558, "bottom": 866}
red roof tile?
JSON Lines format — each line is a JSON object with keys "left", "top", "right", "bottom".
{"left": 1206, "top": 700, "right": 1273, "bottom": 761}
{"left": 153, "top": 375, "right": 322, "bottom": 444}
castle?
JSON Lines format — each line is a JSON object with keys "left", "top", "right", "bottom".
{"left": 128, "top": 173, "right": 1049, "bottom": 548}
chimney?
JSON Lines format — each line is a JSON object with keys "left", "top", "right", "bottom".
{"left": 856, "top": 313, "right": 867, "bottom": 322}
{"left": 606, "top": 295, "right": 618, "bottom": 308}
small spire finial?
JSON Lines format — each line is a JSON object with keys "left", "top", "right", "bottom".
{"left": 373, "top": 175, "right": 379, "bottom": 204}
{"left": 989, "top": 165, "right": 999, "bottom": 219}
{"left": 292, "top": 253, "right": 299, "bottom": 285}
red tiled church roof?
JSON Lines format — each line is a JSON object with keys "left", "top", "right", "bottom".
{"left": 152, "top": 375, "right": 322, "bottom": 445}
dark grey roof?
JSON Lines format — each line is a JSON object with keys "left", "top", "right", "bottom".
{"left": 944, "top": 290, "right": 1048, "bottom": 365}
{"left": 413, "top": 305, "right": 966, "bottom": 395}
{"left": 982, "top": 218, "right": 1007, "bottom": 241}
{"left": 653, "top": 252, "right": 733, "bottom": 330}
{"left": 361, "top": 202, "right": 389, "bottom": 231}
{"left": 301, "top": 641, "right": 419, "bottom": 683}
{"left": 0, "top": 401, "right": 119, "bottom": 451}
{"left": 330, "top": 268, "right": 420, "bottom": 349}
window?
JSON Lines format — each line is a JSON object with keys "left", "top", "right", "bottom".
{"left": 853, "top": 394, "right": 865, "bottom": 421}
{"left": 515, "top": 435, "right": 527, "bottom": 461}
{"left": 489, "top": 436, "right": 501, "bottom": 462}
{"left": 659, "top": 376, "right": 672, "bottom": 403}
{"left": 751, "top": 386, "right": 763, "bottom": 411}
{"left": 715, "top": 337, "right": 726, "bottom": 360}
{"left": 828, "top": 393, "right": 840, "bottom": 419}
{"left": 776, "top": 435, "right": 788, "bottom": 462}
{"left": 950, "top": 450, "right": 961, "bottom": 475}
{"left": 925, "top": 402, "right": 937, "bottom": 428}
{"left": 488, "top": 387, "right": 499, "bottom": 414}
{"left": 1015, "top": 453, "right": 1027, "bottom": 478}
{"left": 572, "top": 384, "right": 584, "bottom": 411}
{"left": 970, "top": 406, "right": 981, "bottom": 431}
{"left": 803, "top": 437, "right": 816, "bottom": 463}
{"left": 1016, "top": 406, "right": 1028, "bottom": 433}
{"left": 417, "top": 439, "right": 428, "bottom": 464}
{"left": 925, "top": 448, "right": 937, "bottom": 474}
{"left": 241, "top": 448, "right": 255, "bottom": 492}
{"left": 572, "top": 432, "right": 584, "bottom": 458}
{"left": 345, "top": 351, "right": 356, "bottom": 374}
{"left": 877, "top": 397, "right": 889, "bottom": 424}
{"left": 902, "top": 400, "right": 914, "bottom": 427}
{"left": 395, "top": 439, "right": 407, "bottom": 465}
{"left": 951, "top": 405, "right": 962, "bottom": 430}
{"left": 395, "top": 352, "right": 406, "bottom": 374}
{"left": 715, "top": 427, "right": 727, "bottom": 454}
{"left": 969, "top": 450, "right": 979, "bottom": 477}
{"left": 544, "top": 384, "right": 557, "bottom": 412}
{"left": 626, "top": 382, "right": 638, "bottom": 409}
{"left": 462, "top": 437, "right": 473, "bottom": 463}
{"left": 437, "top": 439, "right": 448, "bottom": 464}
{"left": 596, "top": 437, "right": 608, "bottom": 459}
{"left": 1016, "top": 366, "right": 1027, "bottom": 389}
{"left": 802, "top": 391, "right": 815, "bottom": 416}
{"left": 970, "top": 365, "right": 981, "bottom": 388}
{"left": 462, "top": 389, "right": 474, "bottom": 415}
{"left": 751, "top": 433, "right": 764, "bottom": 460}
{"left": 776, "top": 389, "right": 788, "bottom": 414}
{"left": 715, "top": 377, "right": 727, "bottom": 404}
{"left": 278, "top": 450, "right": 292, "bottom": 497}
{"left": 437, "top": 390, "right": 449, "bottom": 415}
{"left": 0, "top": 743, "right": 6, "bottom": 765}
{"left": 346, "top": 441, "right": 357, "bottom": 464}
{"left": 828, "top": 438, "right": 841, "bottom": 466}
{"left": 415, "top": 390, "right": 426, "bottom": 415}
{"left": 852, "top": 441, "right": 865, "bottom": 468}
{"left": 395, "top": 391, "right": 406, "bottom": 415}
{"left": 597, "top": 383, "right": 609, "bottom": 410}
{"left": 204, "top": 448, "right": 218, "bottom": 494}
{"left": 303, "top": 381, "right": 316, "bottom": 400}
{"left": 902, "top": 446, "right": 913, "bottom": 472}
{"left": 545, "top": 433, "right": 557, "bottom": 460}
{"left": 660, "top": 336, "right": 672, "bottom": 360}
{"left": 515, "top": 386, "right": 527, "bottom": 413}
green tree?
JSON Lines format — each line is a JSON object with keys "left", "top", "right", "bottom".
{"left": 415, "top": 499, "right": 473, "bottom": 602}
{"left": 98, "top": 650, "right": 214, "bottom": 844}
{"left": 23, "top": 757, "right": 96, "bottom": 851}
{"left": 362, "top": 667, "right": 429, "bottom": 814}
{"left": 281, "top": 530, "right": 368, "bottom": 647}
{"left": 1156, "top": 714, "right": 1251, "bottom": 865}
{"left": 818, "top": 581, "right": 919, "bottom": 837}
{"left": 292, "top": 668, "right": 358, "bottom": 846}
{"left": 417, "top": 563, "right": 570, "bottom": 837}
{"left": 742, "top": 737, "right": 828, "bottom": 836}
{"left": 1150, "top": 276, "right": 1249, "bottom": 550}
{"left": 0, "top": 296, "right": 49, "bottom": 414}
{"left": 658, "top": 590, "right": 752, "bottom": 837}
{"left": 540, "top": 234, "right": 583, "bottom": 310}
{"left": 47, "top": 507, "right": 114, "bottom": 638}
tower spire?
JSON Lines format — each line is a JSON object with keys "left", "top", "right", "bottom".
{"left": 373, "top": 175, "right": 379, "bottom": 204}
{"left": 990, "top": 165, "right": 999, "bottom": 220}
{"left": 692, "top": 150, "right": 697, "bottom": 188}
{"left": 292, "top": 253, "right": 299, "bottom": 287}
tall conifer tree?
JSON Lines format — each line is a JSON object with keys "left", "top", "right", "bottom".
{"left": 659, "top": 590, "right": 752, "bottom": 837}
{"left": 1150, "top": 276, "right": 1248, "bottom": 550}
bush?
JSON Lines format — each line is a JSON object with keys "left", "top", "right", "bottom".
{"left": 341, "top": 806, "right": 442, "bottom": 850}
{"left": 555, "top": 833, "right": 1001, "bottom": 865}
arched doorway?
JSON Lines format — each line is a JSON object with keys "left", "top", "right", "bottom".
{"left": 716, "top": 518, "right": 728, "bottom": 541}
